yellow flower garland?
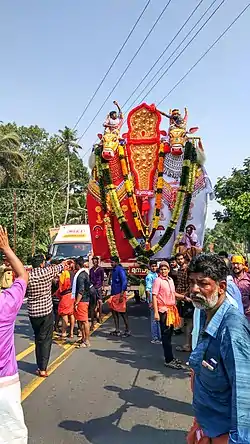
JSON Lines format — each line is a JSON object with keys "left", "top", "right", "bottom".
{"left": 104, "top": 214, "right": 119, "bottom": 257}
{"left": 98, "top": 141, "right": 195, "bottom": 260}
{"left": 118, "top": 143, "right": 165, "bottom": 239}
{"left": 118, "top": 145, "right": 143, "bottom": 233}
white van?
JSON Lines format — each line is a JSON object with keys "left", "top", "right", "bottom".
{"left": 49, "top": 224, "right": 92, "bottom": 260}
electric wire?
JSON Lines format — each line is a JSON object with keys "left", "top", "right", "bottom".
{"left": 128, "top": 0, "right": 225, "bottom": 109}
{"left": 72, "top": 0, "right": 152, "bottom": 131}
{"left": 78, "top": 0, "right": 173, "bottom": 142}
{"left": 157, "top": 2, "right": 250, "bottom": 106}
{"left": 121, "top": 0, "right": 206, "bottom": 110}
{"left": 81, "top": 2, "right": 249, "bottom": 161}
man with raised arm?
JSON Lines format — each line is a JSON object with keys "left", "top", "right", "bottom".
{"left": 0, "top": 226, "right": 29, "bottom": 443}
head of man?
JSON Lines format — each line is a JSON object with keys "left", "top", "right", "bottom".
{"left": 92, "top": 256, "right": 99, "bottom": 268}
{"left": 31, "top": 254, "right": 45, "bottom": 269}
{"left": 109, "top": 111, "right": 118, "bottom": 121}
{"left": 188, "top": 254, "right": 227, "bottom": 311}
{"left": 175, "top": 252, "right": 185, "bottom": 268}
{"left": 65, "top": 259, "right": 75, "bottom": 271}
{"left": 159, "top": 261, "right": 170, "bottom": 278}
{"left": 231, "top": 255, "right": 245, "bottom": 276}
{"left": 75, "top": 257, "right": 85, "bottom": 271}
{"left": 186, "top": 224, "right": 195, "bottom": 236}
{"left": 149, "top": 260, "right": 157, "bottom": 273}
{"left": 110, "top": 255, "right": 119, "bottom": 269}
{"left": 218, "top": 251, "right": 228, "bottom": 259}
{"left": 169, "top": 256, "right": 177, "bottom": 270}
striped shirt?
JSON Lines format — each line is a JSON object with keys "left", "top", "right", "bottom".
{"left": 26, "top": 264, "right": 63, "bottom": 318}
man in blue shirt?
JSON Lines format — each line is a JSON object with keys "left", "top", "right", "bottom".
{"left": 188, "top": 253, "right": 250, "bottom": 443}
{"left": 145, "top": 260, "right": 161, "bottom": 343}
{"left": 108, "top": 256, "right": 129, "bottom": 337}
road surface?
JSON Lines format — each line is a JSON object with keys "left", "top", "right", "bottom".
{"left": 15, "top": 300, "right": 193, "bottom": 444}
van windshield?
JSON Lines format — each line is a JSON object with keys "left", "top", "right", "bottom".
{"left": 51, "top": 243, "right": 92, "bottom": 259}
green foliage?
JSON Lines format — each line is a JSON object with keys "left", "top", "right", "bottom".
{"left": 0, "top": 123, "right": 89, "bottom": 261}
{"left": 0, "top": 126, "right": 24, "bottom": 184}
{"left": 203, "top": 222, "right": 244, "bottom": 254}
{"left": 214, "top": 158, "right": 250, "bottom": 242}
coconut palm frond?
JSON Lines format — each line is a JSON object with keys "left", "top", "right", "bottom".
{"left": 0, "top": 132, "right": 20, "bottom": 146}
{"left": 0, "top": 130, "right": 23, "bottom": 184}
{"left": 0, "top": 150, "right": 24, "bottom": 162}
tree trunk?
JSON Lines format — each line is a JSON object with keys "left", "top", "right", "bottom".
{"left": 64, "top": 151, "right": 70, "bottom": 224}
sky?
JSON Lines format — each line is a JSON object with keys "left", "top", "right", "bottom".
{"left": 1, "top": 0, "right": 249, "bottom": 227}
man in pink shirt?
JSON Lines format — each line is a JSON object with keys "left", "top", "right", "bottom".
{"left": 0, "top": 226, "right": 29, "bottom": 443}
{"left": 152, "top": 261, "right": 188, "bottom": 370}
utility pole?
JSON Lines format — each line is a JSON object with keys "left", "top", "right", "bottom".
{"left": 31, "top": 193, "right": 37, "bottom": 256}
{"left": 13, "top": 191, "right": 17, "bottom": 253}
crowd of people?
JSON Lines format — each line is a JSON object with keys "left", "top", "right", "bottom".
{"left": 0, "top": 222, "right": 250, "bottom": 443}
{"left": 144, "top": 251, "right": 250, "bottom": 443}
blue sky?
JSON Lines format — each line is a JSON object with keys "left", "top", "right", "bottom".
{"left": 1, "top": 0, "right": 249, "bottom": 227}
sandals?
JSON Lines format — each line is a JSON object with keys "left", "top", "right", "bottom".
{"left": 121, "top": 330, "right": 131, "bottom": 337}
{"left": 76, "top": 341, "right": 87, "bottom": 348}
{"left": 109, "top": 330, "right": 121, "bottom": 337}
{"left": 176, "top": 345, "right": 192, "bottom": 352}
{"left": 164, "top": 359, "right": 184, "bottom": 370}
{"left": 36, "top": 369, "right": 48, "bottom": 378}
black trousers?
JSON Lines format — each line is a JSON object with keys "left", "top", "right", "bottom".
{"left": 30, "top": 312, "right": 54, "bottom": 371}
{"left": 159, "top": 312, "right": 174, "bottom": 363}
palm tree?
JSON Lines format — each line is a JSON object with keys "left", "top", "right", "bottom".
{"left": 56, "top": 127, "right": 82, "bottom": 224}
{"left": 0, "top": 130, "right": 24, "bottom": 184}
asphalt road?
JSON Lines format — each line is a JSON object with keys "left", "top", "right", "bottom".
{"left": 15, "top": 300, "right": 193, "bottom": 444}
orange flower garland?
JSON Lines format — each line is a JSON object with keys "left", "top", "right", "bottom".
{"left": 118, "top": 143, "right": 165, "bottom": 241}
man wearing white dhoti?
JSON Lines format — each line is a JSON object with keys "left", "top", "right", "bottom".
{"left": 0, "top": 226, "right": 28, "bottom": 444}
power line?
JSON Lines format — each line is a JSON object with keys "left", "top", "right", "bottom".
{"left": 78, "top": 0, "right": 173, "bottom": 142}
{"left": 81, "top": 2, "right": 248, "bottom": 163}
{"left": 157, "top": 2, "right": 250, "bottom": 106}
{"left": 122, "top": 0, "right": 206, "bottom": 110}
{"left": 128, "top": 0, "right": 225, "bottom": 109}
{"left": 82, "top": 1, "right": 249, "bottom": 163}
{"left": 72, "top": 0, "right": 152, "bottom": 131}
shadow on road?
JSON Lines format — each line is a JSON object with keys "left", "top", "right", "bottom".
{"left": 18, "top": 360, "right": 37, "bottom": 375}
{"left": 104, "top": 384, "right": 193, "bottom": 416}
{"left": 15, "top": 318, "right": 34, "bottom": 341}
{"left": 91, "top": 302, "right": 190, "bottom": 380}
{"left": 59, "top": 404, "right": 188, "bottom": 444}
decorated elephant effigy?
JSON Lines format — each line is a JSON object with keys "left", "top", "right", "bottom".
{"left": 87, "top": 102, "right": 213, "bottom": 262}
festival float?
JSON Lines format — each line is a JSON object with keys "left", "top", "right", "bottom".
{"left": 87, "top": 102, "right": 213, "bottom": 282}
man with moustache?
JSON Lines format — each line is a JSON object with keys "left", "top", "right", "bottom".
{"left": 187, "top": 254, "right": 250, "bottom": 444}
{"left": 231, "top": 255, "right": 250, "bottom": 322}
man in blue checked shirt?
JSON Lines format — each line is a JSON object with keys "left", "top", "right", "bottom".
{"left": 145, "top": 260, "right": 161, "bottom": 344}
{"left": 187, "top": 254, "right": 250, "bottom": 443}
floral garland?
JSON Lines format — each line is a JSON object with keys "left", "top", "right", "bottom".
{"left": 179, "top": 146, "right": 197, "bottom": 233}
{"left": 118, "top": 142, "right": 165, "bottom": 241}
{"left": 95, "top": 141, "right": 195, "bottom": 261}
{"left": 150, "top": 143, "right": 165, "bottom": 240}
{"left": 101, "top": 161, "right": 146, "bottom": 257}
{"left": 145, "top": 141, "right": 194, "bottom": 258}
{"left": 173, "top": 145, "right": 197, "bottom": 254}
{"left": 118, "top": 144, "right": 143, "bottom": 234}
{"left": 95, "top": 146, "right": 119, "bottom": 258}
{"left": 103, "top": 214, "right": 119, "bottom": 257}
